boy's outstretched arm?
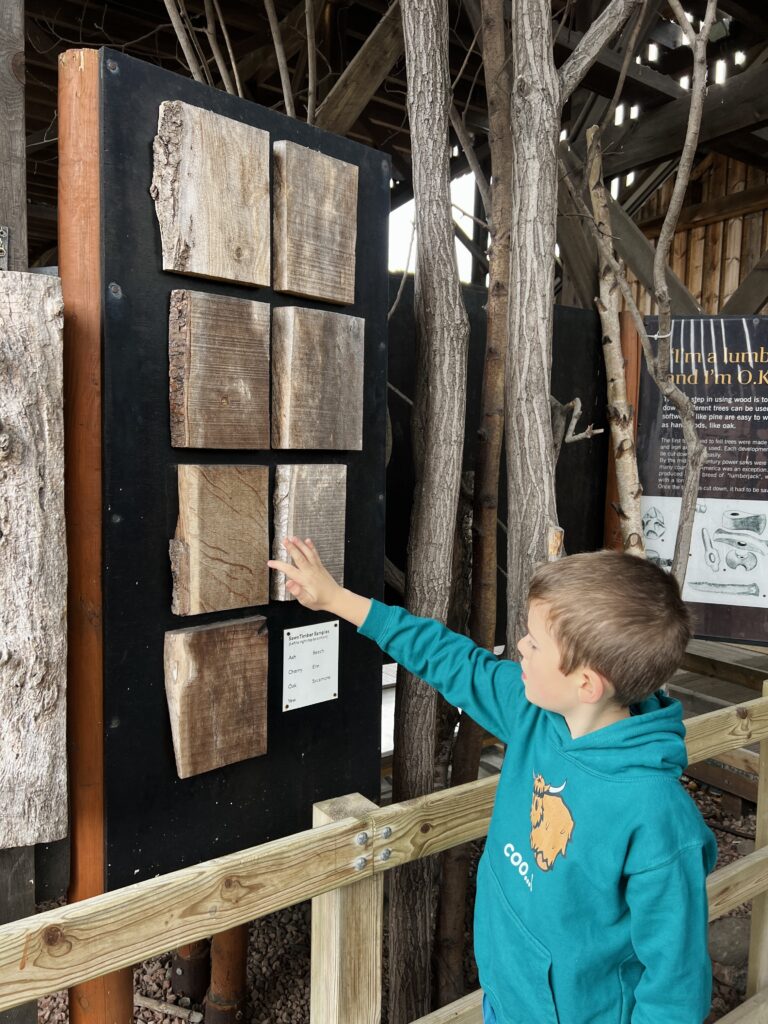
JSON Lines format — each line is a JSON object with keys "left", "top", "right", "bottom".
{"left": 267, "top": 537, "right": 525, "bottom": 742}
{"left": 267, "top": 537, "right": 371, "bottom": 625}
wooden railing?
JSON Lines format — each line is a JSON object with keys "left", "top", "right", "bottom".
{"left": 2, "top": 689, "right": 768, "bottom": 1023}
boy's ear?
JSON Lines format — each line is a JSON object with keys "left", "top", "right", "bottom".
{"left": 578, "top": 668, "right": 612, "bottom": 705}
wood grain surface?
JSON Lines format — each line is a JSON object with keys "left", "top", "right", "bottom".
{"left": 151, "top": 101, "right": 270, "bottom": 286}
{"left": 164, "top": 616, "right": 268, "bottom": 778}
{"left": 271, "top": 306, "right": 364, "bottom": 450}
{"left": 273, "top": 140, "right": 358, "bottom": 303}
{"left": 170, "top": 465, "right": 269, "bottom": 615}
{"left": 169, "top": 289, "right": 270, "bottom": 448}
{"left": 0, "top": 272, "right": 66, "bottom": 845}
{"left": 271, "top": 464, "right": 347, "bottom": 600}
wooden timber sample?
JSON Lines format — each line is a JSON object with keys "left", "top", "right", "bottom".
{"left": 170, "top": 465, "right": 269, "bottom": 615}
{"left": 164, "top": 616, "right": 268, "bottom": 778}
{"left": 273, "top": 141, "right": 358, "bottom": 304}
{"left": 151, "top": 101, "right": 270, "bottom": 286}
{"left": 169, "top": 290, "right": 270, "bottom": 449}
{"left": 271, "top": 306, "right": 364, "bottom": 450}
{"left": 0, "top": 271, "right": 66, "bottom": 846}
{"left": 271, "top": 464, "right": 346, "bottom": 600}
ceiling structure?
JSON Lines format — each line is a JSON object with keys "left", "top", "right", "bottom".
{"left": 20, "top": 0, "right": 768, "bottom": 264}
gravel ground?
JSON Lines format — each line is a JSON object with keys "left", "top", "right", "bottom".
{"left": 36, "top": 776, "right": 756, "bottom": 1024}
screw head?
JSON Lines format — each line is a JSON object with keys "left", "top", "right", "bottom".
{"left": 355, "top": 831, "right": 369, "bottom": 846}
{"left": 380, "top": 848, "right": 392, "bottom": 862}
{"left": 107, "top": 59, "right": 119, "bottom": 73}
{"left": 354, "top": 856, "right": 367, "bottom": 871}
{"left": 108, "top": 282, "right": 122, "bottom": 298}
{"left": 381, "top": 826, "right": 392, "bottom": 840}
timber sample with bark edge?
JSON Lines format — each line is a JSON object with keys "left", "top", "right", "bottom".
{"left": 271, "top": 464, "right": 346, "bottom": 600}
{"left": 271, "top": 305, "right": 364, "bottom": 449}
{"left": 0, "top": 272, "right": 67, "bottom": 847}
{"left": 164, "top": 616, "right": 268, "bottom": 778}
{"left": 169, "top": 289, "right": 270, "bottom": 448}
{"left": 170, "top": 465, "right": 269, "bottom": 615}
{"left": 273, "top": 140, "right": 358, "bottom": 304}
{"left": 151, "top": 100, "right": 270, "bottom": 285}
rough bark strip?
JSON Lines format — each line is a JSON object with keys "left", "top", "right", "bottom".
{"left": 271, "top": 464, "right": 346, "bottom": 601}
{"left": 151, "top": 101, "right": 270, "bottom": 286}
{"left": 164, "top": 616, "right": 268, "bottom": 778}
{"left": 171, "top": 465, "right": 269, "bottom": 615}
{"left": 0, "top": 0, "right": 27, "bottom": 271}
{"left": 272, "top": 141, "right": 358, "bottom": 304}
{"left": 390, "top": 0, "right": 470, "bottom": 1019}
{"left": 271, "top": 306, "right": 364, "bottom": 450}
{"left": 0, "top": 271, "right": 67, "bottom": 845}
{"left": 59, "top": 48, "right": 135, "bottom": 1024}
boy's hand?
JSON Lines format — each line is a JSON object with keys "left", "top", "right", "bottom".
{"left": 267, "top": 537, "right": 372, "bottom": 626}
{"left": 268, "top": 537, "right": 340, "bottom": 610}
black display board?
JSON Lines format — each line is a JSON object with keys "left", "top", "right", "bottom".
{"left": 98, "top": 49, "right": 389, "bottom": 889}
{"left": 637, "top": 315, "right": 768, "bottom": 644}
{"left": 386, "top": 287, "right": 607, "bottom": 641}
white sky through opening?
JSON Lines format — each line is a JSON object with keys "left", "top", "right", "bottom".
{"left": 388, "top": 172, "right": 479, "bottom": 284}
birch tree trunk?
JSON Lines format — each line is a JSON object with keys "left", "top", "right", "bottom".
{"left": 0, "top": 272, "right": 67, "bottom": 846}
{"left": 390, "top": 0, "right": 470, "bottom": 1018}
{"left": 505, "top": 1, "right": 561, "bottom": 644}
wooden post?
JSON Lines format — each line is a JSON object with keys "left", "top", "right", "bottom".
{"left": 204, "top": 927, "right": 248, "bottom": 1024}
{"left": 311, "top": 794, "right": 382, "bottom": 1024}
{"left": 1, "top": 7, "right": 36, "bottom": 1024}
{"left": 58, "top": 49, "right": 133, "bottom": 1024}
{"left": 747, "top": 679, "right": 768, "bottom": 997}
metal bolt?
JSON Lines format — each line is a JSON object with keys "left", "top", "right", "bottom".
{"left": 380, "top": 826, "right": 392, "bottom": 840}
{"left": 354, "top": 856, "right": 367, "bottom": 871}
{"left": 380, "top": 848, "right": 392, "bottom": 862}
{"left": 107, "top": 59, "right": 119, "bottom": 73}
{"left": 108, "top": 282, "right": 122, "bottom": 298}
{"left": 355, "top": 831, "right": 369, "bottom": 846}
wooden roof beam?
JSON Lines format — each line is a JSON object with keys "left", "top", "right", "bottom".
{"left": 602, "top": 62, "right": 768, "bottom": 178}
{"left": 721, "top": 252, "right": 768, "bottom": 315}
{"left": 315, "top": 1, "right": 403, "bottom": 135}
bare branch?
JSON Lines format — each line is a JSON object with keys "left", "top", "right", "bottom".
{"left": 264, "top": 0, "right": 297, "bottom": 118}
{"left": 558, "top": 0, "right": 642, "bottom": 105}
{"left": 598, "top": 5, "right": 646, "bottom": 135}
{"left": 451, "top": 25, "right": 481, "bottom": 92}
{"left": 162, "top": 0, "right": 206, "bottom": 83}
{"left": 179, "top": 0, "right": 213, "bottom": 85}
{"left": 203, "top": 0, "right": 235, "bottom": 94}
{"left": 305, "top": 0, "right": 317, "bottom": 124}
{"left": 212, "top": 0, "right": 243, "bottom": 96}
{"left": 564, "top": 397, "right": 604, "bottom": 443}
{"left": 667, "top": 0, "right": 697, "bottom": 47}
{"left": 449, "top": 105, "right": 491, "bottom": 218}
{"left": 451, "top": 201, "right": 488, "bottom": 231}
{"left": 388, "top": 220, "right": 416, "bottom": 321}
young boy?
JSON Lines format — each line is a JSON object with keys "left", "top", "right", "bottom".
{"left": 268, "top": 539, "right": 717, "bottom": 1024}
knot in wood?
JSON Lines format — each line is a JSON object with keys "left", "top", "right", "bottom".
{"left": 43, "top": 925, "right": 63, "bottom": 946}
{"left": 12, "top": 52, "right": 25, "bottom": 85}
{"left": 420, "top": 822, "right": 431, "bottom": 834}
{"left": 736, "top": 707, "right": 749, "bottom": 720}
{"left": 0, "top": 433, "right": 11, "bottom": 460}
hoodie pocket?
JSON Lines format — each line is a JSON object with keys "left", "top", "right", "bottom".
{"left": 475, "top": 859, "right": 560, "bottom": 1024}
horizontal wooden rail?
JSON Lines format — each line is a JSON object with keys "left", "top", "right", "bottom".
{"left": 1, "top": 697, "right": 768, "bottom": 1010}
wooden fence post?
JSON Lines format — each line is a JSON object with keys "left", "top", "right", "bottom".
{"left": 747, "top": 679, "right": 768, "bottom": 997}
{"left": 311, "top": 793, "right": 382, "bottom": 1024}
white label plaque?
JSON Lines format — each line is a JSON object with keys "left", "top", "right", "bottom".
{"left": 283, "top": 621, "right": 339, "bottom": 711}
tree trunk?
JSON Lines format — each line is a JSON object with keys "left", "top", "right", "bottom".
{"left": 586, "top": 126, "right": 644, "bottom": 555}
{"left": 506, "top": 0, "right": 561, "bottom": 646}
{"left": 389, "top": 0, "right": 470, "bottom": 1018}
{"left": 0, "top": 271, "right": 67, "bottom": 845}
{"left": 434, "top": 0, "right": 512, "bottom": 1001}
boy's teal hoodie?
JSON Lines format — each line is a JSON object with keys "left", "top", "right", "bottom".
{"left": 359, "top": 601, "right": 717, "bottom": 1024}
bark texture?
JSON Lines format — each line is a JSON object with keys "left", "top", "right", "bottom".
{"left": 505, "top": 1, "right": 562, "bottom": 646}
{"left": 0, "top": 271, "right": 67, "bottom": 846}
{"left": 390, "top": 0, "right": 470, "bottom": 1018}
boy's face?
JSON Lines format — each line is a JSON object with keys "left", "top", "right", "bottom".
{"left": 517, "top": 600, "right": 582, "bottom": 715}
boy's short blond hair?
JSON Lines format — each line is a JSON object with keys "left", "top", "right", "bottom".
{"left": 528, "top": 550, "right": 690, "bottom": 705}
